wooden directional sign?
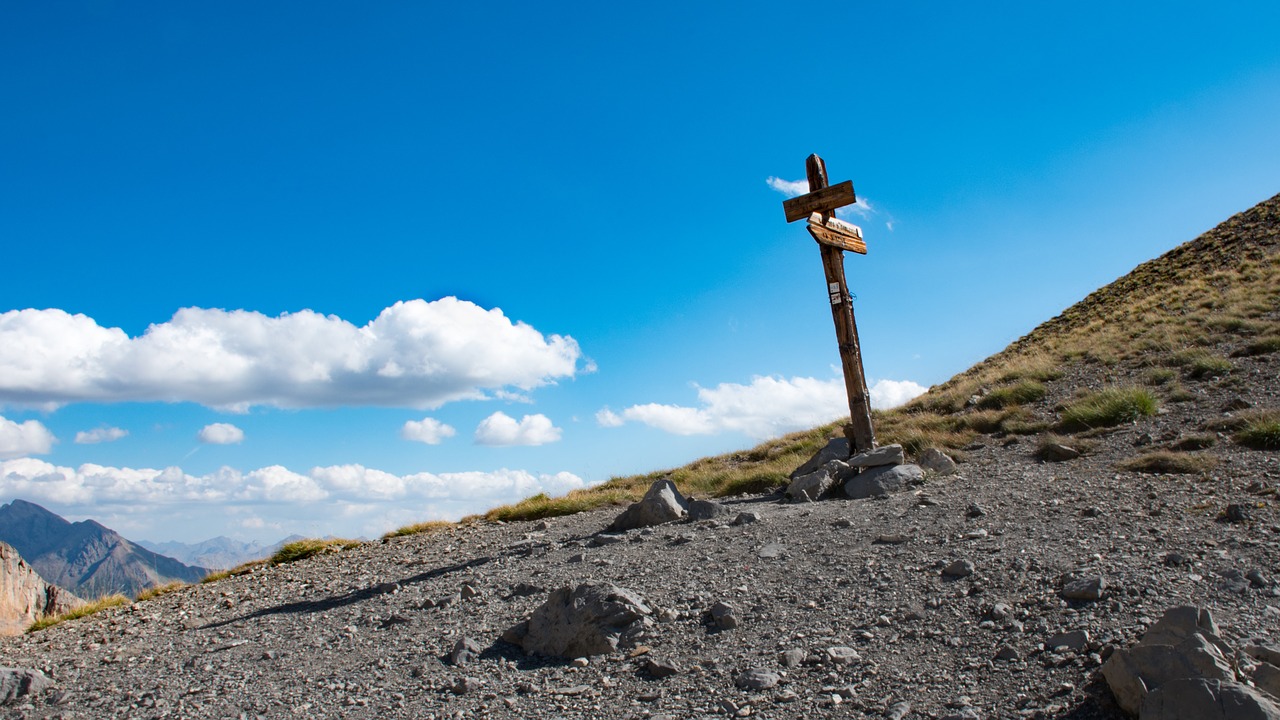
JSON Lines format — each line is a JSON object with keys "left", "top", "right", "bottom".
{"left": 782, "top": 180, "right": 856, "bottom": 222}
{"left": 807, "top": 212, "right": 866, "bottom": 254}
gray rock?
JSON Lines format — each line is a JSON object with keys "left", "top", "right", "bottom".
{"left": 1040, "top": 443, "right": 1081, "bottom": 462}
{"left": 448, "top": 636, "right": 483, "bottom": 666}
{"left": 966, "top": 503, "right": 986, "bottom": 518}
{"left": 779, "top": 649, "right": 806, "bottom": 668}
{"left": 1103, "top": 631, "right": 1235, "bottom": 715}
{"left": 1061, "top": 576, "right": 1105, "bottom": 601}
{"left": 450, "top": 677, "right": 481, "bottom": 695}
{"left": 687, "top": 499, "right": 730, "bottom": 521}
{"left": 786, "top": 465, "right": 837, "bottom": 502}
{"left": 1047, "top": 630, "right": 1090, "bottom": 652}
{"left": 943, "top": 559, "right": 975, "bottom": 578}
{"left": 848, "top": 444, "right": 905, "bottom": 468}
{"left": 1252, "top": 661, "right": 1280, "bottom": 700}
{"left": 510, "top": 583, "right": 652, "bottom": 658}
{"left": 825, "top": 646, "right": 861, "bottom": 664}
{"left": 644, "top": 657, "right": 681, "bottom": 678}
{"left": 735, "top": 668, "right": 780, "bottom": 690}
{"left": 609, "top": 480, "right": 688, "bottom": 531}
{"left": 730, "top": 512, "right": 761, "bottom": 526}
{"left": 1141, "top": 678, "right": 1280, "bottom": 720}
{"left": 887, "top": 701, "right": 913, "bottom": 720}
{"left": 709, "top": 601, "right": 738, "bottom": 631}
{"left": 1245, "top": 643, "right": 1280, "bottom": 667}
{"left": 995, "top": 645, "right": 1021, "bottom": 661}
{"left": 845, "top": 464, "right": 923, "bottom": 499}
{"left": 757, "top": 543, "right": 785, "bottom": 559}
{"left": 917, "top": 448, "right": 957, "bottom": 474}
{"left": 1141, "top": 606, "right": 1224, "bottom": 649}
{"left": 790, "top": 437, "right": 849, "bottom": 479}
{"left": 0, "top": 667, "right": 54, "bottom": 704}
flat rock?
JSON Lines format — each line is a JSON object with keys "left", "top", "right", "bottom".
{"left": 848, "top": 444, "right": 906, "bottom": 468}
{"left": 917, "top": 447, "right": 957, "bottom": 474}
{"left": 845, "top": 464, "right": 923, "bottom": 499}
{"left": 735, "top": 668, "right": 780, "bottom": 690}
{"left": 1141, "top": 678, "right": 1280, "bottom": 720}
{"left": 790, "top": 437, "right": 849, "bottom": 479}
{"left": 687, "top": 499, "right": 730, "bottom": 520}
{"left": 1061, "top": 576, "right": 1105, "bottom": 601}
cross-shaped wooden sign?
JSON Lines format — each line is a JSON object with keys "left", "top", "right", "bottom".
{"left": 782, "top": 154, "right": 876, "bottom": 454}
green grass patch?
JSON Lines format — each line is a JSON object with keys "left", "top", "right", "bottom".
{"left": 1117, "top": 451, "right": 1217, "bottom": 475}
{"left": 1236, "top": 411, "right": 1280, "bottom": 450}
{"left": 27, "top": 594, "right": 129, "bottom": 633}
{"left": 135, "top": 581, "right": 185, "bottom": 602}
{"left": 1186, "top": 354, "right": 1233, "bottom": 379}
{"left": 1232, "top": 336, "right": 1280, "bottom": 357}
{"left": 1168, "top": 434, "right": 1216, "bottom": 452}
{"left": 270, "top": 538, "right": 361, "bottom": 565}
{"left": 1059, "top": 387, "right": 1158, "bottom": 431}
{"left": 383, "top": 520, "right": 454, "bottom": 540}
{"left": 977, "top": 381, "right": 1046, "bottom": 410}
{"left": 1144, "top": 368, "right": 1176, "bottom": 386}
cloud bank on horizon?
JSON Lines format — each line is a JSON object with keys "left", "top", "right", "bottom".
{"left": 0, "top": 298, "right": 582, "bottom": 411}
{"left": 597, "top": 375, "right": 926, "bottom": 439}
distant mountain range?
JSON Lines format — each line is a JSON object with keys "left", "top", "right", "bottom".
{"left": 138, "top": 534, "right": 305, "bottom": 570}
{"left": 0, "top": 500, "right": 208, "bottom": 599}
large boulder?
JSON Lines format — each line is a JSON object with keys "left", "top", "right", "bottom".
{"left": 1141, "top": 678, "right": 1280, "bottom": 720}
{"left": 1102, "top": 606, "right": 1241, "bottom": 715}
{"left": 917, "top": 448, "right": 957, "bottom": 475}
{"left": 0, "top": 667, "right": 54, "bottom": 704}
{"left": 504, "top": 583, "right": 653, "bottom": 658}
{"left": 785, "top": 460, "right": 848, "bottom": 502}
{"left": 0, "top": 542, "right": 82, "bottom": 635}
{"left": 844, "top": 464, "right": 923, "bottom": 499}
{"left": 609, "top": 480, "right": 688, "bottom": 531}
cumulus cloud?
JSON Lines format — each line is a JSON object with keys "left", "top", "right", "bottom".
{"left": 0, "top": 298, "right": 582, "bottom": 410}
{"left": 0, "top": 416, "right": 56, "bottom": 459}
{"left": 474, "top": 412, "right": 562, "bottom": 446}
{"left": 198, "top": 423, "right": 244, "bottom": 445}
{"left": 868, "top": 379, "right": 928, "bottom": 409}
{"left": 602, "top": 374, "right": 927, "bottom": 439}
{"left": 74, "top": 426, "right": 128, "bottom": 444}
{"left": 0, "top": 458, "right": 586, "bottom": 535}
{"left": 400, "top": 417, "right": 456, "bottom": 445}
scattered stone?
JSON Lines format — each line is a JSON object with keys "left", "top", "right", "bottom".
{"left": 1101, "top": 605, "right": 1236, "bottom": 715}
{"left": 995, "top": 645, "right": 1021, "bottom": 661}
{"left": 786, "top": 463, "right": 840, "bottom": 502}
{"left": 450, "top": 677, "right": 481, "bottom": 695}
{"left": 644, "top": 657, "right": 681, "bottom": 678}
{"left": 845, "top": 464, "right": 923, "bottom": 499}
{"left": 709, "top": 601, "right": 739, "bottom": 631}
{"left": 1061, "top": 576, "right": 1105, "bottom": 601}
{"left": 756, "top": 543, "right": 785, "bottom": 559}
{"left": 449, "top": 636, "right": 483, "bottom": 666}
{"left": 1082, "top": 506, "right": 1102, "bottom": 518}
{"left": 0, "top": 668, "right": 54, "bottom": 704}
{"left": 1247, "top": 569, "right": 1271, "bottom": 588}
{"left": 460, "top": 583, "right": 480, "bottom": 599}
{"left": 1047, "top": 630, "right": 1090, "bottom": 652}
{"left": 730, "top": 512, "right": 761, "bottom": 526}
{"left": 943, "top": 559, "right": 975, "bottom": 578}
{"left": 1221, "top": 504, "right": 1251, "bottom": 523}
{"left": 688, "top": 499, "right": 730, "bottom": 520}
{"left": 825, "top": 646, "right": 860, "bottom": 664}
{"left": 965, "top": 503, "right": 986, "bottom": 518}
{"left": 533, "top": 519, "right": 551, "bottom": 531}
{"left": 609, "top": 479, "right": 689, "bottom": 531}
{"left": 735, "top": 668, "right": 780, "bottom": 690}
{"left": 832, "top": 518, "right": 854, "bottom": 528}
{"left": 588, "top": 534, "right": 625, "bottom": 547}
{"left": 507, "top": 583, "right": 652, "bottom": 658}
{"left": 917, "top": 448, "right": 957, "bottom": 475}
{"left": 779, "top": 649, "right": 806, "bottom": 668}
{"left": 509, "top": 582, "right": 544, "bottom": 598}
{"left": 886, "top": 701, "right": 912, "bottom": 720}
{"left": 1039, "top": 443, "right": 1081, "bottom": 462}
{"left": 570, "top": 656, "right": 589, "bottom": 668}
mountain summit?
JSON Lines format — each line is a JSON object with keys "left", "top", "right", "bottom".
{"left": 0, "top": 500, "right": 207, "bottom": 598}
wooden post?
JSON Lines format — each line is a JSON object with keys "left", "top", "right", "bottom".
{"left": 798, "top": 154, "right": 876, "bottom": 454}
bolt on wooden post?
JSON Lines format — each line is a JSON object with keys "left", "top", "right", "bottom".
{"left": 781, "top": 154, "right": 877, "bottom": 454}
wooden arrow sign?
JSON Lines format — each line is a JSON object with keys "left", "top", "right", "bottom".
{"left": 806, "top": 213, "right": 866, "bottom": 254}
{"left": 782, "top": 180, "right": 856, "bottom": 222}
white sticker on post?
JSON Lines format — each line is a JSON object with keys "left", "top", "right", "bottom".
{"left": 828, "top": 283, "right": 840, "bottom": 294}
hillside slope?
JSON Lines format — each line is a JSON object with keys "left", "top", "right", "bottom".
{"left": 0, "top": 192, "right": 1277, "bottom": 718}
{"left": 0, "top": 500, "right": 208, "bottom": 598}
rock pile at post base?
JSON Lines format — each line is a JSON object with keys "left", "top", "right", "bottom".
{"left": 785, "top": 441, "right": 939, "bottom": 502}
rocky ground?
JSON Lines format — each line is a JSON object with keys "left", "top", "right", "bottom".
{"left": 0, "top": 351, "right": 1277, "bottom": 719}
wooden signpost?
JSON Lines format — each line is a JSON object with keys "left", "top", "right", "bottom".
{"left": 782, "top": 154, "right": 876, "bottom": 454}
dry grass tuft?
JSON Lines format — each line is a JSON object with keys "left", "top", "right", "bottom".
{"left": 1059, "top": 387, "right": 1158, "bottom": 431}
{"left": 1117, "top": 451, "right": 1218, "bottom": 475}
{"left": 383, "top": 520, "right": 455, "bottom": 540}
{"left": 27, "top": 594, "right": 130, "bottom": 633}
{"left": 135, "top": 581, "right": 186, "bottom": 602}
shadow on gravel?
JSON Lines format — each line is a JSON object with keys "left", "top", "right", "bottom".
{"left": 198, "top": 555, "right": 493, "bottom": 630}
{"left": 1049, "top": 675, "right": 1121, "bottom": 720}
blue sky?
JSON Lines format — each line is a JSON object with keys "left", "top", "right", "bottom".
{"left": 2, "top": 2, "right": 1278, "bottom": 544}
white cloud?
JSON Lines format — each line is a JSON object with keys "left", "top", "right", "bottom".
{"left": 766, "top": 176, "right": 810, "bottom": 197}
{"left": 0, "top": 416, "right": 56, "bottom": 459}
{"left": 474, "top": 412, "right": 562, "bottom": 446}
{"left": 868, "top": 379, "right": 928, "bottom": 409}
{"left": 594, "top": 408, "right": 624, "bottom": 427}
{"left": 400, "top": 417, "right": 456, "bottom": 445}
{"left": 0, "top": 298, "right": 582, "bottom": 410}
{"left": 0, "top": 458, "right": 586, "bottom": 539}
{"left": 198, "top": 423, "right": 244, "bottom": 445}
{"left": 603, "top": 374, "right": 928, "bottom": 439}
{"left": 74, "top": 426, "right": 128, "bottom": 444}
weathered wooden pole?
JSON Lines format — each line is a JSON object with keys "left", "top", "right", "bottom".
{"left": 783, "top": 154, "right": 876, "bottom": 454}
